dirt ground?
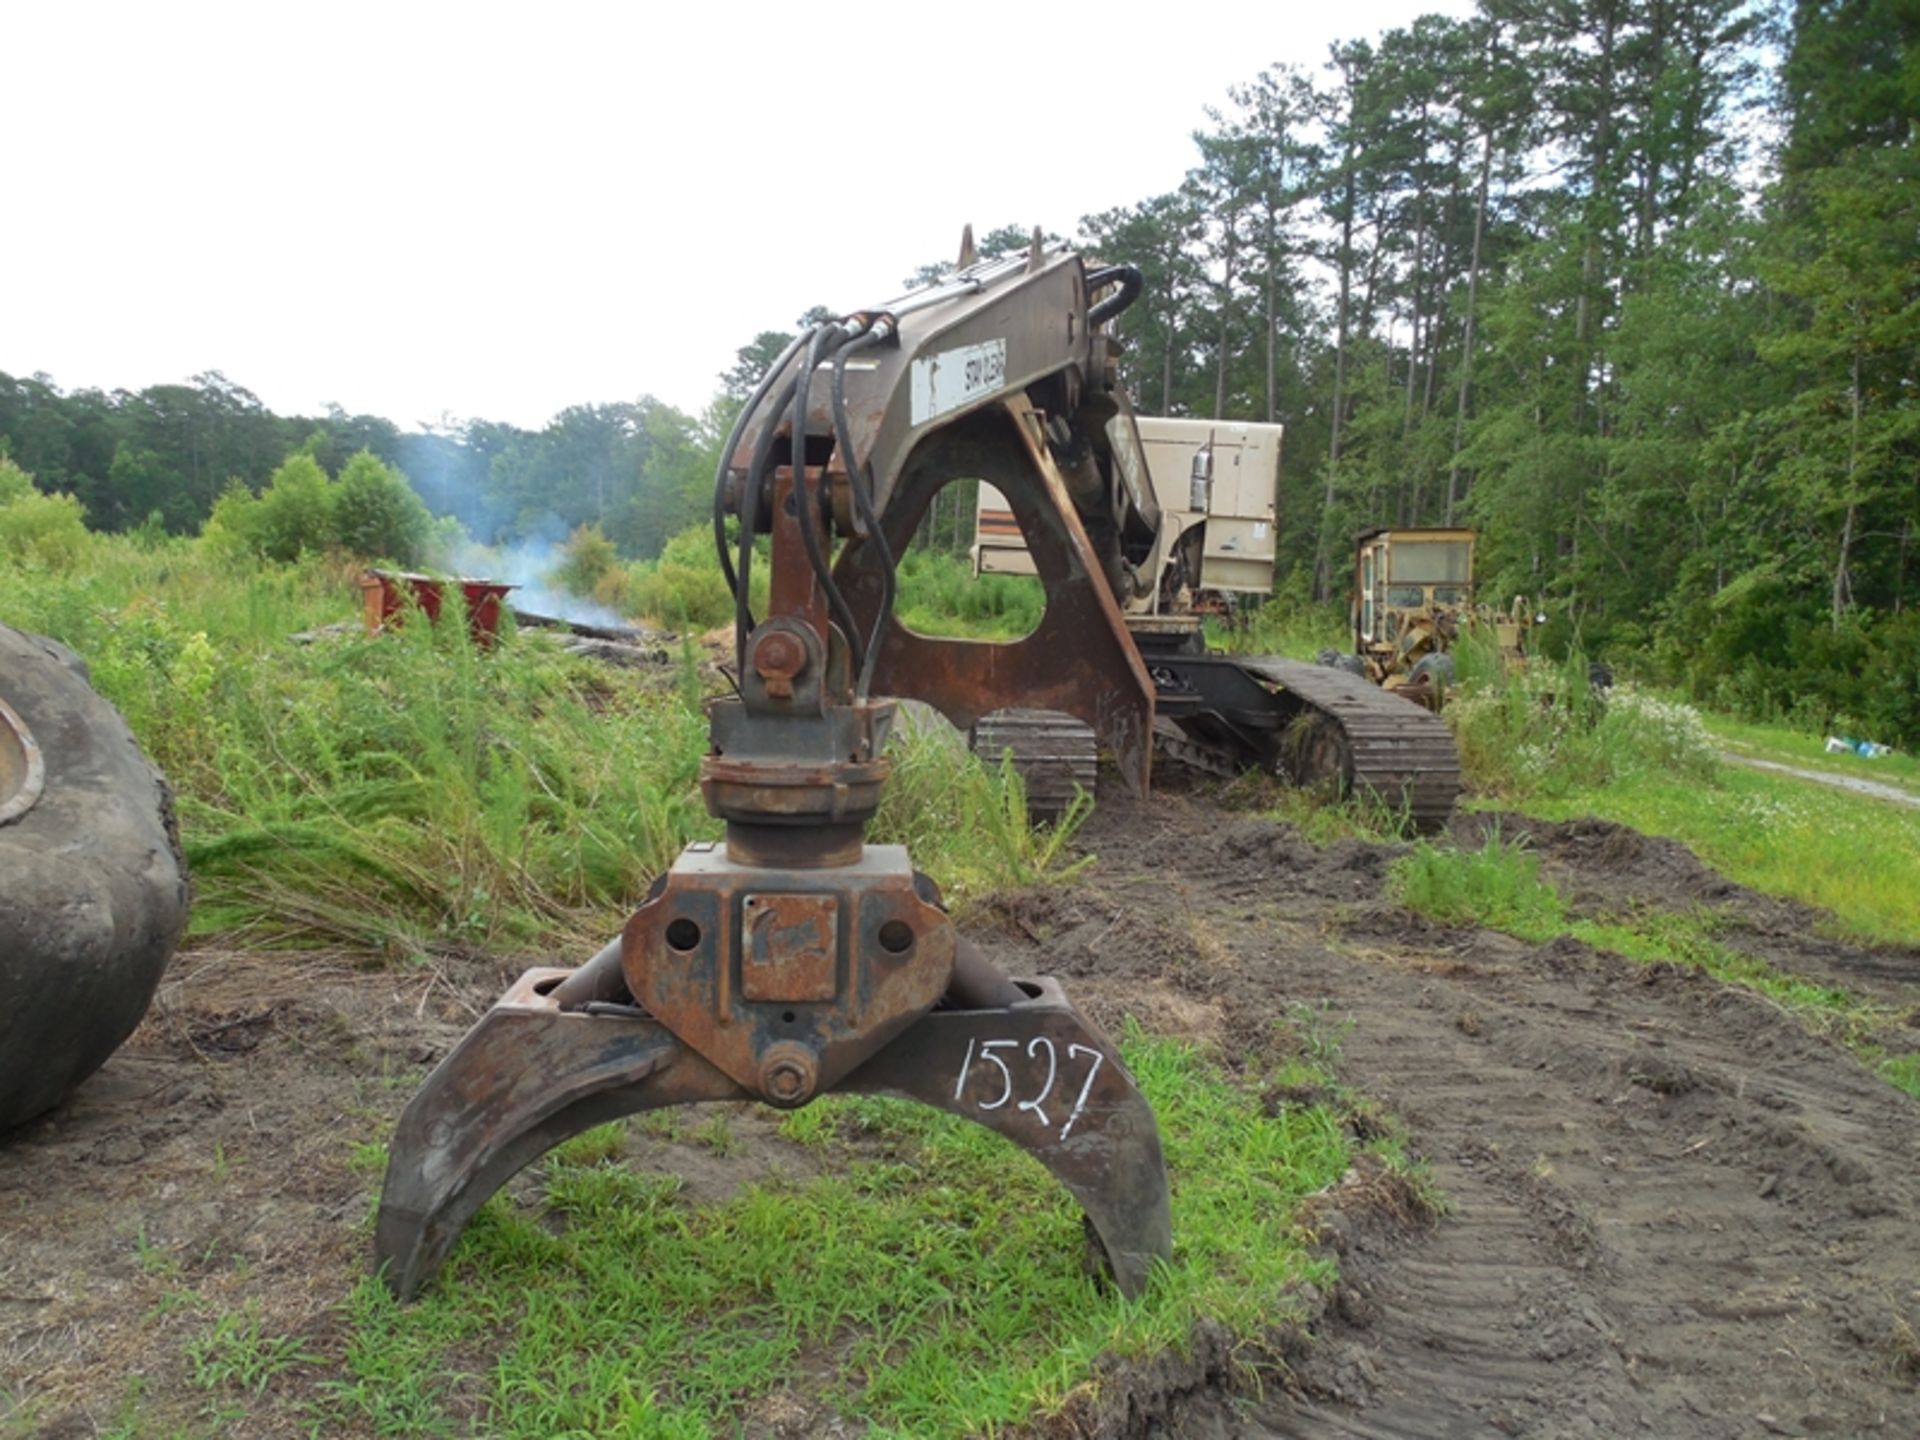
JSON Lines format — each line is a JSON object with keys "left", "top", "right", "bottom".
{"left": 4, "top": 780, "right": 1919, "bottom": 1438}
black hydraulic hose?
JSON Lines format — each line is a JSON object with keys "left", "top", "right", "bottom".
{"left": 831, "top": 324, "right": 897, "bottom": 699}
{"left": 736, "top": 367, "right": 803, "bottom": 675}
{"left": 1085, "top": 263, "right": 1144, "bottom": 327}
{"left": 789, "top": 324, "right": 869, "bottom": 680}
{"left": 712, "top": 329, "right": 812, "bottom": 610}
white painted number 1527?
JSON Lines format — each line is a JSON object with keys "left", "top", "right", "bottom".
{"left": 953, "top": 1036, "right": 1106, "bottom": 1140}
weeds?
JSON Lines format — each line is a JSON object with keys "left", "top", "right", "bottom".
{"left": 1449, "top": 642, "right": 1720, "bottom": 802}
{"left": 1208, "top": 590, "right": 1347, "bottom": 662}
{"left": 183, "top": 1305, "right": 319, "bottom": 1396}
{"left": 874, "top": 711, "right": 1092, "bottom": 903}
{"left": 1389, "top": 827, "right": 1563, "bottom": 939}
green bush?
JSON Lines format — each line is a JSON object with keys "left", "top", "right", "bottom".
{"left": 624, "top": 523, "right": 766, "bottom": 630}
{"left": 252, "top": 453, "right": 337, "bottom": 562}
{"left": 554, "top": 524, "right": 620, "bottom": 599}
{"left": 0, "top": 457, "right": 90, "bottom": 570}
{"left": 333, "top": 450, "right": 430, "bottom": 566}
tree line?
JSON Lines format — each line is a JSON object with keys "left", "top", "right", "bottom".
{"left": 0, "top": 370, "right": 716, "bottom": 561}
{"left": 2, "top": 0, "right": 1914, "bottom": 740}
{"left": 1069, "top": 0, "right": 1916, "bottom": 741}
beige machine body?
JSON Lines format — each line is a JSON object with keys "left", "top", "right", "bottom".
{"left": 973, "top": 415, "right": 1283, "bottom": 612}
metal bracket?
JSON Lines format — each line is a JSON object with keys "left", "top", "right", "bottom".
{"left": 376, "top": 968, "right": 1171, "bottom": 1300}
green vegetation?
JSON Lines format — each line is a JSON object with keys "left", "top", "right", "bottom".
{"left": 0, "top": 455, "right": 90, "bottom": 567}
{"left": 890, "top": 549, "right": 1044, "bottom": 641}
{"left": 1449, "top": 649, "right": 1920, "bottom": 947}
{"left": 317, "top": 1028, "right": 1353, "bottom": 1438}
{"left": 1449, "top": 639, "right": 1723, "bottom": 801}
{"left": 184, "top": 1305, "right": 320, "bottom": 1397}
{"left": 1390, "top": 832, "right": 1919, "bottom": 1101}
{"left": 1211, "top": 590, "right": 1348, "bottom": 662}
{"left": 202, "top": 449, "right": 431, "bottom": 567}
{"left": 0, "top": 533, "right": 1087, "bottom": 954}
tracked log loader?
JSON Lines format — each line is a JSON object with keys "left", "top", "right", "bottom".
{"left": 375, "top": 230, "right": 1458, "bottom": 1302}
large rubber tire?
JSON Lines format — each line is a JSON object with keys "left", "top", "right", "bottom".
{"left": 1316, "top": 648, "right": 1370, "bottom": 679}
{"left": 1407, "top": 651, "right": 1456, "bottom": 692}
{"left": 0, "top": 625, "right": 190, "bottom": 1130}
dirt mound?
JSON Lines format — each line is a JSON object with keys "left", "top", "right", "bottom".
{"left": 1463, "top": 810, "right": 1920, "bottom": 1008}
{"left": 1070, "top": 788, "right": 1920, "bottom": 1437}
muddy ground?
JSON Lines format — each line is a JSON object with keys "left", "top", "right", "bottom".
{"left": 4, "top": 781, "right": 1918, "bottom": 1438}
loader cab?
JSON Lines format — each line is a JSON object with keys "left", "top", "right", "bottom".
{"left": 1353, "top": 528, "right": 1475, "bottom": 669}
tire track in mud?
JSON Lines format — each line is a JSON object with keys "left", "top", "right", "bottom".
{"left": 990, "top": 790, "right": 1920, "bottom": 1439}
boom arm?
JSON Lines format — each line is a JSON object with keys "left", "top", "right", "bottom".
{"left": 720, "top": 238, "right": 1162, "bottom": 790}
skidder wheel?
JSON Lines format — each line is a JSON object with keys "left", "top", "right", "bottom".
{"left": 1282, "top": 710, "right": 1354, "bottom": 798}
{"left": 0, "top": 624, "right": 189, "bottom": 1130}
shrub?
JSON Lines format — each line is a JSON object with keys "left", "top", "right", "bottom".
{"left": 554, "top": 524, "right": 621, "bottom": 599}
{"left": 333, "top": 451, "right": 430, "bottom": 566}
{"left": 0, "top": 457, "right": 90, "bottom": 570}
{"left": 251, "top": 454, "right": 337, "bottom": 562}
{"left": 625, "top": 523, "right": 765, "bottom": 630}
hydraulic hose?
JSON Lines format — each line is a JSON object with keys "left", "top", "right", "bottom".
{"left": 736, "top": 366, "right": 804, "bottom": 675}
{"left": 788, "top": 324, "right": 869, "bottom": 681}
{"left": 713, "top": 328, "right": 812, "bottom": 614}
{"left": 831, "top": 322, "right": 898, "bottom": 699}
{"left": 1085, "top": 264, "right": 1144, "bottom": 327}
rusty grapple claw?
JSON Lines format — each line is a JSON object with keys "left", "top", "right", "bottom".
{"left": 377, "top": 962, "right": 1171, "bottom": 1300}
{"left": 380, "top": 358, "right": 1177, "bottom": 1303}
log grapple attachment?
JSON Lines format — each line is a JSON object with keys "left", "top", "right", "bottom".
{"left": 377, "top": 236, "right": 1174, "bottom": 1299}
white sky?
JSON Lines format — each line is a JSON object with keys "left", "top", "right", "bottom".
{"left": 8, "top": 0, "right": 1467, "bottom": 432}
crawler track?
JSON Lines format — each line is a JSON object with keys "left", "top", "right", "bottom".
{"left": 974, "top": 655, "right": 1463, "bottom": 830}
{"left": 971, "top": 709, "right": 1097, "bottom": 814}
{"left": 1235, "top": 655, "right": 1462, "bottom": 831}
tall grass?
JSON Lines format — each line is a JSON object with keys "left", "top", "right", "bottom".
{"left": 874, "top": 710, "right": 1092, "bottom": 899}
{"left": 889, "top": 548, "right": 1045, "bottom": 640}
{"left": 1209, "top": 597, "right": 1348, "bottom": 660}
{"left": 1448, "top": 637, "right": 1721, "bottom": 801}
{"left": 1, "top": 536, "right": 1094, "bottom": 954}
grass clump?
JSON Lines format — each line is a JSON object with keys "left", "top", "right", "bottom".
{"left": 321, "top": 1026, "right": 1353, "bottom": 1438}
{"left": 1388, "top": 826, "right": 1564, "bottom": 940}
{"left": 874, "top": 710, "right": 1092, "bottom": 903}
{"left": 183, "top": 1304, "right": 320, "bottom": 1397}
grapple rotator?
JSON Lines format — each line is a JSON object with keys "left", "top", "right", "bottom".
{"left": 376, "top": 242, "right": 1174, "bottom": 1300}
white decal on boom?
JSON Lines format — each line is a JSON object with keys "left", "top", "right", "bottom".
{"left": 909, "top": 339, "right": 1008, "bottom": 426}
